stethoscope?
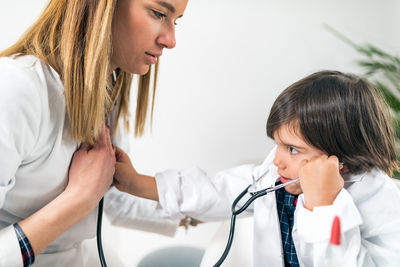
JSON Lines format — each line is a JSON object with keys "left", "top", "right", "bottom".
{"left": 97, "top": 196, "right": 107, "bottom": 266}
{"left": 213, "top": 168, "right": 300, "bottom": 267}
{"left": 97, "top": 74, "right": 121, "bottom": 267}
{"left": 213, "top": 159, "right": 348, "bottom": 266}
{"left": 96, "top": 120, "right": 113, "bottom": 267}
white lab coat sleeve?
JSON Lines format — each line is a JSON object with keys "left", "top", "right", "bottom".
{"left": 294, "top": 184, "right": 400, "bottom": 267}
{"left": 104, "top": 119, "right": 179, "bottom": 237}
{"left": 155, "top": 164, "right": 257, "bottom": 222}
{"left": 0, "top": 226, "right": 23, "bottom": 267}
{"left": 0, "top": 59, "right": 41, "bottom": 267}
{"left": 104, "top": 187, "right": 179, "bottom": 237}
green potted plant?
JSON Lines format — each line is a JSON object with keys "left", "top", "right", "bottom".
{"left": 326, "top": 25, "right": 400, "bottom": 179}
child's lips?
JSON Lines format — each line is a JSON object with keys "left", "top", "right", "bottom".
{"left": 280, "top": 176, "right": 292, "bottom": 184}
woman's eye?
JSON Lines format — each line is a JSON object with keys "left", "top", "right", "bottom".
{"left": 289, "top": 146, "right": 299, "bottom": 154}
{"left": 153, "top": 10, "right": 166, "bottom": 20}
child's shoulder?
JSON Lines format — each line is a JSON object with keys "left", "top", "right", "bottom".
{"left": 345, "top": 168, "right": 400, "bottom": 204}
{"left": 344, "top": 169, "right": 400, "bottom": 237}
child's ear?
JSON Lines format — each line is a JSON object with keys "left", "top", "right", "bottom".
{"left": 339, "top": 163, "right": 350, "bottom": 174}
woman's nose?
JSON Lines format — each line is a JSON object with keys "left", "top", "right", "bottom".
{"left": 157, "top": 26, "right": 176, "bottom": 49}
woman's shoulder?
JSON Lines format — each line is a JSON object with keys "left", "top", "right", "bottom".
{"left": 0, "top": 55, "right": 69, "bottom": 158}
{"left": 0, "top": 54, "right": 62, "bottom": 102}
{"left": 0, "top": 54, "right": 40, "bottom": 74}
{"left": 1, "top": 54, "right": 60, "bottom": 82}
{"left": 0, "top": 56, "right": 41, "bottom": 107}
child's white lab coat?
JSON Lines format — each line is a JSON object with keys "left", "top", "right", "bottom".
{"left": 155, "top": 148, "right": 400, "bottom": 266}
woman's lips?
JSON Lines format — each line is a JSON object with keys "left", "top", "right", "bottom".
{"left": 145, "top": 52, "right": 158, "bottom": 64}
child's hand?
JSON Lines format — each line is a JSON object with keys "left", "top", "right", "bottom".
{"left": 113, "top": 146, "right": 159, "bottom": 201}
{"left": 113, "top": 146, "right": 139, "bottom": 194}
{"left": 299, "top": 155, "right": 344, "bottom": 211}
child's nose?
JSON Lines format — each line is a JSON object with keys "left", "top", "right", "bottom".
{"left": 273, "top": 154, "right": 286, "bottom": 169}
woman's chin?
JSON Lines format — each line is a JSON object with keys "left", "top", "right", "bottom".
{"left": 120, "top": 64, "right": 150, "bottom": 75}
{"left": 137, "top": 65, "right": 150, "bottom": 75}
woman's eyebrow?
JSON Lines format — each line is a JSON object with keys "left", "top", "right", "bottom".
{"left": 156, "top": 1, "right": 175, "bottom": 13}
{"left": 155, "top": 1, "right": 184, "bottom": 18}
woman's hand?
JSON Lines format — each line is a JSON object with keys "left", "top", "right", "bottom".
{"left": 299, "top": 155, "right": 344, "bottom": 211}
{"left": 113, "top": 146, "right": 159, "bottom": 201}
{"left": 19, "top": 124, "right": 116, "bottom": 256}
{"left": 66, "top": 124, "right": 116, "bottom": 212}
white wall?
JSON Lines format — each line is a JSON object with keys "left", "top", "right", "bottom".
{"left": 1, "top": 0, "right": 399, "bottom": 266}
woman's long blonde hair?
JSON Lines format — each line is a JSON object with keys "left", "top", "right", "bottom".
{"left": 0, "top": 0, "right": 158, "bottom": 144}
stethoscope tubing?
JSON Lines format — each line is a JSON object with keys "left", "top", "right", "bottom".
{"left": 213, "top": 178, "right": 300, "bottom": 266}
{"left": 97, "top": 197, "right": 107, "bottom": 267}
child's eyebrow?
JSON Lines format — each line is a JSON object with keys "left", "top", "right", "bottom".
{"left": 288, "top": 144, "right": 304, "bottom": 150}
{"left": 278, "top": 141, "right": 305, "bottom": 150}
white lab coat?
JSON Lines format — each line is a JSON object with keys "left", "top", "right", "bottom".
{"left": 0, "top": 55, "right": 178, "bottom": 267}
{"left": 155, "top": 147, "right": 400, "bottom": 266}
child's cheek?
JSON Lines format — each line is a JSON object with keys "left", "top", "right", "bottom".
{"left": 293, "top": 157, "right": 305, "bottom": 178}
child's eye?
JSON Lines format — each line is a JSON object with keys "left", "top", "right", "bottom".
{"left": 288, "top": 146, "right": 299, "bottom": 154}
{"left": 152, "top": 10, "right": 167, "bottom": 20}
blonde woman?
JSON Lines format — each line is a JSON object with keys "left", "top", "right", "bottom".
{"left": 0, "top": 0, "right": 188, "bottom": 266}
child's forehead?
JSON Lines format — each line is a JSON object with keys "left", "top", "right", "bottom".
{"left": 273, "top": 124, "right": 304, "bottom": 146}
{"left": 273, "top": 122, "right": 302, "bottom": 141}
{"left": 273, "top": 123, "right": 329, "bottom": 157}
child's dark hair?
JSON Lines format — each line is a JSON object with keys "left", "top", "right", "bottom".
{"left": 266, "top": 70, "right": 400, "bottom": 176}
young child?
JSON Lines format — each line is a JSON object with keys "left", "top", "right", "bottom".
{"left": 113, "top": 70, "right": 400, "bottom": 266}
